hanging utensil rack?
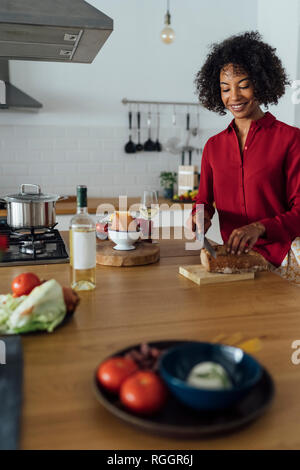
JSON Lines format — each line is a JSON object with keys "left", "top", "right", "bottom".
{"left": 122, "top": 98, "right": 202, "bottom": 159}
{"left": 122, "top": 98, "right": 199, "bottom": 107}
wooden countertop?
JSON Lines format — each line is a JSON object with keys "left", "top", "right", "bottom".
{"left": 1, "top": 233, "right": 300, "bottom": 449}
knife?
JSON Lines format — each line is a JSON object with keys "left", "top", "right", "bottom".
{"left": 196, "top": 229, "right": 217, "bottom": 258}
{"left": 204, "top": 236, "right": 217, "bottom": 259}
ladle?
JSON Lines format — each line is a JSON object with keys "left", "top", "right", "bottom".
{"left": 136, "top": 109, "right": 143, "bottom": 151}
{"left": 154, "top": 107, "right": 162, "bottom": 151}
{"left": 144, "top": 109, "right": 156, "bottom": 151}
{"left": 124, "top": 109, "right": 136, "bottom": 153}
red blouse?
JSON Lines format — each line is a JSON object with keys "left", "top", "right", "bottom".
{"left": 193, "top": 112, "right": 300, "bottom": 267}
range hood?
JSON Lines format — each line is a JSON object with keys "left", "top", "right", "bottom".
{"left": 0, "top": 59, "right": 42, "bottom": 109}
{"left": 0, "top": 0, "right": 113, "bottom": 63}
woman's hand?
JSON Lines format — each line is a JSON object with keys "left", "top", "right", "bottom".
{"left": 226, "top": 222, "right": 266, "bottom": 255}
{"left": 186, "top": 210, "right": 212, "bottom": 239}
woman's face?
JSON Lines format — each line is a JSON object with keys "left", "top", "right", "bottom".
{"left": 220, "top": 64, "right": 260, "bottom": 119}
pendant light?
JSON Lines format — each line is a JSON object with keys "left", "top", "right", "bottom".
{"left": 160, "top": 0, "right": 175, "bottom": 44}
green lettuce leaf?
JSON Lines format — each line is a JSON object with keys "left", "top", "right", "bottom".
{"left": 3, "top": 279, "right": 67, "bottom": 334}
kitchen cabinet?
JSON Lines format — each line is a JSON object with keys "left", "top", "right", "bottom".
{"left": 1, "top": 231, "right": 300, "bottom": 449}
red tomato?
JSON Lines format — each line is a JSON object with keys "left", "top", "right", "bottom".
{"left": 120, "top": 371, "right": 168, "bottom": 415}
{"left": 11, "top": 272, "right": 41, "bottom": 297}
{"left": 97, "top": 357, "right": 138, "bottom": 394}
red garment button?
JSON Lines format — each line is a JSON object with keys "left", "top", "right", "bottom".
{"left": 245, "top": 146, "right": 248, "bottom": 150}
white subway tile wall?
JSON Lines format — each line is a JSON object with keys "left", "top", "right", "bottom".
{"left": 0, "top": 125, "right": 220, "bottom": 197}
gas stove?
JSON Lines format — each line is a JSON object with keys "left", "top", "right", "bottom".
{"left": 0, "top": 218, "right": 69, "bottom": 266}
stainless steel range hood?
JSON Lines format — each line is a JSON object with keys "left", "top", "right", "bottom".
{"left": 0, "top": 0, "right": 113, "bottom": 63}
{"left": 0, "top": 59, "right": 42, "bottom": 109}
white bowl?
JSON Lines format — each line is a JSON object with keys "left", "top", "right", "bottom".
{"left": 108, "top": 229, "right": 140, "bottom": 251}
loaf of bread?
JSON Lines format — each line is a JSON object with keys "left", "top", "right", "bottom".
{"left": 200, "top": 244, "right": 270, "bottom": 273}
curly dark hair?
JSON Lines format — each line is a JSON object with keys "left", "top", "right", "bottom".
{"left": 195, "top": 31, "right": 290, "bottom": 115}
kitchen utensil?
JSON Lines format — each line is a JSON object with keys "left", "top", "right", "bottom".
{"left": 178, "top": 161, "right": 198, "bottom": 196}
{"left": 159, "top": 342, "right": 263, "bottom": 410}
{"left": 191, "top": 107, "right": 200, "bottom": 137}
{"left": 186, "top": 109, "right": 190, "bottom": 132}
{"left": 181, "top": 150, "right": 185, "bottom": 165}
{"left": 204, "top": 236, "right": 217, "bottom": 258}
{"left": 165, "top": 106, "right": 181, "bottom": 155}
{"left": 124, "top": 110, "right": 136, "bottom": 154}
{"left": 96, "top": 240, "right": 160, "bottom": 266}
{"left": 93, "top": 340, "right": 274, "bottom": 438}
{"left": 0, "top": 184, "right": 68, "bottom": 230}
{"left": 135, "top": 110, "right": 143, "bottom": 152}
{"left": 144, "top": 111, "right": 156, "bottom": 151}
{"left": 179, "top": 264, "right": 255, "bottom": 285}
{"left": 154, "top": 108, "right": 162, "bottom": 151}
{"left": 172, "top": 105, "right": 176, "bottom": 126}
{"left": 178, "top": 144, "right": 198, "bottom": 196}
{"left": 165, "top": 136, "right": 181, "bottom": 154}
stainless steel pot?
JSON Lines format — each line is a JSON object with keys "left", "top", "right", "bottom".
{"left": 0, "top": 184, "right": 68, "bottom": 229}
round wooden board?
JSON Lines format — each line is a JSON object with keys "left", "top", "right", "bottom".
{"left": 96, "top": 240, "right": 160, "bottom": 266}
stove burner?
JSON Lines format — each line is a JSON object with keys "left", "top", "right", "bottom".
{"left": 0, "top": 217, "right": 69, "bottom": 266}
{"left": 20, "top": 240, "right": 46, "bottom": 255}
{"left": 11, "top": 223, "right": 58, "bottom": 238}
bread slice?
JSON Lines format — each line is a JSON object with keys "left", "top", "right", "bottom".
{"left": 200, "top": 244, "right": 270, "bottom": 273}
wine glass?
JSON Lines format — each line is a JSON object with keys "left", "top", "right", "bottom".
{"left": 139, "top": 190, "right": 159, "bottom": 242}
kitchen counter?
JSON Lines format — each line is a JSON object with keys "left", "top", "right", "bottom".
{"left": 2, "top": 233, "right": 300, "bottom": 449}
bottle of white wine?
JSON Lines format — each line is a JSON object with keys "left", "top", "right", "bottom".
{"left": 69, "top": 185, "right": 96, "bottom": 291}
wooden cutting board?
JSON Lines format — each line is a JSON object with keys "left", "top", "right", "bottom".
{"left": 96, "top": 241, "right": 160, "bottom": 267}
{"left": 179, "top": 264, "right": 255, "bottom": 285}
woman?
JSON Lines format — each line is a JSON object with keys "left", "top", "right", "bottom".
{"left": 191, "top": 31, "right": 300, "bottom": 284}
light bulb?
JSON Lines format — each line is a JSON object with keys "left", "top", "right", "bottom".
{"left": 161, "top": 26, "right": 175, "bottom": 44}
{"left": 161, "top": 10, "right": 175, "bottom": 44}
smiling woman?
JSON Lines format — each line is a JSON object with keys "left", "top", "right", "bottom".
{"left": 219, "top": 64, "right": 265, "bottom": 154}
{"left": 191, "top": 31, "right": 300, "bottom": 285}
{"left": 195, "top": 31, "right": 289, "bottom": 115}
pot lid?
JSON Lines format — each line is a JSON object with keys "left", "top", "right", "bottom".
{"left": 4, "top": 184, "right": 61, "bottom": 203}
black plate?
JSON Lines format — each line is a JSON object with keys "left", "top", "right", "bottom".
{"left": 0, "top": 309, "right": 75, "bottom": 336}
{"left": 94, "top": 340, "right": 275, "bottom": 438}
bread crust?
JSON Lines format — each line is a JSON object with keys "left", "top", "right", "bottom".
{"left": 200, "top": 244, "right": 270, "bottom": 273}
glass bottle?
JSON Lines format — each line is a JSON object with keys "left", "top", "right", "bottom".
{"left": 69, "top": 185, "right": 96, "bottom": 291}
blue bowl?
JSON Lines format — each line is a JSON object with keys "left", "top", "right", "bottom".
{"left": 159, "top": 342, "right": 262, "bottom": 410}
